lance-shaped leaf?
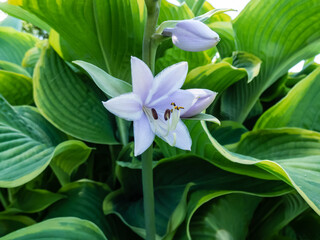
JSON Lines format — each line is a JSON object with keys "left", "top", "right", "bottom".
{"left": 1, "top": 217, "right": 107, "bottom": 240}
{"left": 0, "top": 97, "right": 66, "bottom": 187}
{"left": 73, "top": 60, "right": 132, "bottom": 98}
{"left": 8, "top": 0, "right": 146, "bottom": 82}
{"left": 33, "top": 44, "right": 117, "bottom": 144}
{"left": 254, "top": 67, "right": 320, "bottom": 132}
{"left": 221, "top": 0, "right": 320, "bottom": 122}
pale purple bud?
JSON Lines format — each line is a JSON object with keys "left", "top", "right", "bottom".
{"left": 181, "top": 89, "right": 217, "bottom": 117}
{"left": 163, "top": 20, "right": 220, "bottom": 52}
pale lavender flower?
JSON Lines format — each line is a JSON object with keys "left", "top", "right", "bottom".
{"left": 103, "top": 57, "right": 216, "bottom": 156}
{"left": 183, "top": 89, "right": 217, "bottom": 117}
{"left": 163, "top": 20, "right": 220, "bottom": 52}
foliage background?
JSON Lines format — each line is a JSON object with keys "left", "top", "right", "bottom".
{"left": 0, "top": 0, "right": 319, "bottom": 239}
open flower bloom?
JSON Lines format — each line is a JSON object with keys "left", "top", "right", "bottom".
{"left": 163, "top": 20, "right": 220, "bottom": 52}
{"left": 103, "top": 57, "right": 216, "bottom": 156}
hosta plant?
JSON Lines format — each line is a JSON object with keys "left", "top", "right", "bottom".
{"left": 0, "top": 0, "right": 320, "bottom": 239}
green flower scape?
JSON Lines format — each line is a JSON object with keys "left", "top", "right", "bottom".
{"left": 0, "top": 0, "right": 320, "bottom": 239}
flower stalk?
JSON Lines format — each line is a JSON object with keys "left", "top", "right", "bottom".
{"left": 141, "top": 145, "right": 156, "bottom": 240}
{"left": 141, "top": 1, "right": 161, "bottom": 239}
{"left": 142, "top": 0, "right": 161, "bottom": 73}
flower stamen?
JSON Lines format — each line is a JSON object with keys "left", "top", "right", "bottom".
{"left": 164, "top": 109, "right": 171, "bottom": 121}
{"left": 151, "top": 108, "right": 158, "bottom": 120}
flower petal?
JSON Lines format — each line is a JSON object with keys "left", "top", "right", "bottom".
{"left": 131, "top": 57, "right": 154, "bottom": 103}
{"left": 134, "top": 114, "right": 155, "bottom": 156}
{"left": 182, "top": 89, "right": 217, "bottom": 117}
{"left": 161, "top": 120, "right": 192, "bottom": 150}
{"left": 148, "top": 89, "right": 195, "bottom": 116}
{"left": 172, "top": 20, "right": 220, "bottom": 52}
{"left": 102, "top": 93, "right": 143, "bottom": 121}
{"left": 145, "top": 61, "right": 188, "bottom": 105}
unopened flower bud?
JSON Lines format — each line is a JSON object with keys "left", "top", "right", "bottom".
{"left": 163, "top": 20, "right": 220, "bottom": 52}
{"left": 181, "top": 89, "right": 217, "bottom": 117}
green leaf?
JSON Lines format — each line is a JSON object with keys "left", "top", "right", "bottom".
{"left": 222, "top": 0, "right": 320, "bottom": 122}
{"left": 233, "top": 128, "right": 320, "bottom": 160}
{"left": 219, "top": 52, "right": 262, "bottom": 120}
{"left": 0, "top": 26, "right": 37, "bottom": 66}
{"left": 0, "top": 2, "right": 50, "bottom": 32}
{"left": 22, "top": 46, "right": 41, "bottom": 68}
{"left": 210, "top": 120, "right": 248, "bottom": 146}
{"left": 1, "top": 217, "right": 107, "bottom": 240}
{"left": 248, "top": 194, "right": 309, "bottom": 240}
{"left": 9, "top": 0, "right": 146, "bottom": 82}
{"left": 34, "top": 43, "right": 117, "bottom": 144}
{"left": 232, "top": 128, "right": 320, "bottom": 215}
{"left": 194, "top": 8, "right": 234, "bottom": 22}
{"left": 209, "top": 21, "right": 235, "bottom": 59}
{"left": 45, "top": 181, "right": 110, "bottom": 235}
{"left": 158, "top": 0, "right": 194, "bottom": 24}
{"left": 46, "top": 180, "right": 141, "bottom": 239}
{"left": 283, "top": 210, "right": 320, "bottom": 239}
{"left": 0, "top": 70, "right": 32, "bottom": 105}
{"left": 197, "top": 2, "right": 235, "bottom": 59}
{"left": 182, "top": 113, "right": 220, "bottom": 125}
{"left": 157, "top": 2, "right": 231, "bottom": 33}
{"left": 0, "top": 215, "right": 35, "bottom": 237}
{"left": 0, "top": 98, "right": 66, "bottom": 188}
{"left": 73, "top": 60, "right": 132, "bottom": 98}
{"left": 50, "top": 141, "right": 92, "bottom": 186}
{"left": 156, "top": 121, "right": 274, "bottom": 180}
{"left": 183, "top": 60, "right": 248, "bottom": 93}
{"left": 3, "top": 188, "right": 65, "bottom": 214}
{"left": 156, "top": 47, "right": 212, "bottom": 74}
{"left": 232, "top": 51, "right": 262, "bottom": 83}
{"left": 159, "top": 121, "right": 320, "bottom": 214}
{"left": 254, "top": 67, "right": 320, "bottom": 132}
{"left": 104, "top": 155, "right": 290, "bottom": 238}
{"left": 189, "top": 194, "right": 261, "bottom": 240}
{"left": 0, "top": 60, "right": 31, "bottom": 77}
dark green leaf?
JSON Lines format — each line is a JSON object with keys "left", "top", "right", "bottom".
{"left": 34, "top": 44, "right": 117, "bottom": 144}
{"left": 9, "top": 0, "right": 146, "bottom": 82}
{"left": 1, "top": 217, "right": 107, "bottom": 240}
